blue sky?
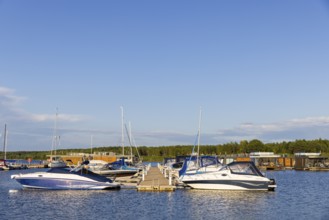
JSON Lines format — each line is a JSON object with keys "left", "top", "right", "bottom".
{"left": 1, "top": 0, "right": 329, "bottom": 151}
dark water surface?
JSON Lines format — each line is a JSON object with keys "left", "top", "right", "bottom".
{"left": 1, "top": 169, "right": 329, "bottom": 220}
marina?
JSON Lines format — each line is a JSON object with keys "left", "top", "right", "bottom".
{"left": 1, "top": 0, "right": 329, "bottom": 219}
{"left": 1, "top": 167, "right": 329, "bottom": 219}
{"left": 6, "top": 158, "right": 277, "bottom": 192}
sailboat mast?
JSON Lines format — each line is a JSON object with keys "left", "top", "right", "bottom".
{"left": 197, "top": 107, "right": 202, "bottom": 165}
{"left": 54, "top": 108, "right": 58, "bottom": 157}
{"left": 90, "top": 135, "right": 93, "bottom": 154}
{"left": 50, "top": 108, "right": 58, "bottom": 160}
{"left": 125, "top": 122, "right": 139, "bottom": 162}
{"left": 121, "top": 106, "right": 124, "bottom": 156}
{"left": 129, "top": 121, "right": 133, "bottom": 159}
{"left": 128, "top": 123, "right": 141, "bottom": 161}
{"left": 3, "top": 124, "right": 7, "bottom": 160}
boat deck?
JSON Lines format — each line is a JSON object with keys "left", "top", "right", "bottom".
{"left": 137, "top": 166, "right": 175, "bottom": 191}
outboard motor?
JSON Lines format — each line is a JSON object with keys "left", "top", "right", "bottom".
{"left": 268, "top": 178, "right": 277, "bottom": 191}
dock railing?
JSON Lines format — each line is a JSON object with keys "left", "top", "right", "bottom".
{"left": 137, "top": 162, "right": 175, "bottom": 191}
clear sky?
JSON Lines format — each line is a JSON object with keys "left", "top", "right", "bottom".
{"left": 1, "top": 0, "right": 329, "bottom": 151}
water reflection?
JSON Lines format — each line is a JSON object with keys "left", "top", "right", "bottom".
{"left": 177, "top": 190, "right": 274, "bottom": 219}
{"left": 2, "top": 169, "right": 329, "bottom": 219}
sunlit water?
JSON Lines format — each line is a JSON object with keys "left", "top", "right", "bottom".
{"left": 1, "top": 168, "right": 329, "bottom": 220}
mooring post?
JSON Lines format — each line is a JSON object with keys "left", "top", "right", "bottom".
{"left": 169, "top": 171, "right": 172, "bottom": 185}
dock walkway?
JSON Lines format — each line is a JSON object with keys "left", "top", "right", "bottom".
{"left": 137, "top": 166, "right": 176, "bottom": 191}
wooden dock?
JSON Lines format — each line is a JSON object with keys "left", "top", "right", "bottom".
{"left": 137, "top": 166, "right": 176, "bottom": 191}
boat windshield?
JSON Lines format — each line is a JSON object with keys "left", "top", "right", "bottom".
{"left": 47, "top": 167, "right": 113, "bottom": 182}
{"left": 163, "top": 158, "right": 176, "bottom": 165}
{"left": 226, "top": 162, "right": 264, "bottom": 176}
{"left": 186, "top": 160, "right": 198, "bottom": 170}
{"left": 200, "top": 156, "right": 221, "bottom": 167}
{"left": 172, "top": 161, "right": 184, "bottom": 169}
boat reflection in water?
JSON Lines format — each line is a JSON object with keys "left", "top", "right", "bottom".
{"left": 11, "top": 161, "right": 120, "bottom": 190}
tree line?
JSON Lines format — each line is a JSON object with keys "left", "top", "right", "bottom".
{"left": 2, "top": 138, "right": 329, "bottom": 161}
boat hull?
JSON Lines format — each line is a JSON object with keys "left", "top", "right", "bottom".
{"left": 11, "top": 169, "right": 121, "bottom": 190}
{"left": 13, "top": 177, "right": 119, "bottom": 190}
{"left": 91, "top": 169, "right": 138, "bottom": 176}
{"left": 180, "top": 161, "right": 276, "bottom": 191}
{"left": 182, "top": 179, "right": 270, "bottom": 190}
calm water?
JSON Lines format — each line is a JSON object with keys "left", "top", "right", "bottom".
{"left": 1, "top": 168, "right": 329, "bottom": 220}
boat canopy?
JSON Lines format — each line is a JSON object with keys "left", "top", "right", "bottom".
{"left": 179, "top": 155, "right": 221, "bottom": 176}
{"left": 222, "top": 161, "right": 264, "bottom": 177}
{"left": 107, "top": 157, "right": 139, "bottom": 171}
{"left": 163, "top": 158, "right": 176, "bottom": 165}
{"left": 109, "top": 158, "right": 128, "bottom": 169}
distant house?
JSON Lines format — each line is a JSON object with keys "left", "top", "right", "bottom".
{"left": 249, "top": 152, "right": 283, "bottom": 170}
{"left": 294, "top": 153, "right": 329, "bottom": 171}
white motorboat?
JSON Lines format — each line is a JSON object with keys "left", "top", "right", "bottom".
{"left": 87, "top": 160, "right": 108, "bottom": 170}
{"left": 88, "top": 158, "right": 140, "bottom": 176}
{"left": 180, "top": 161, "right": 276, "bottom": 191}
{"left": 48, "top": 156, "right": 67, "bottom": 168}
{"left": 11, "top": 161, "right": 121, "bottom": 190}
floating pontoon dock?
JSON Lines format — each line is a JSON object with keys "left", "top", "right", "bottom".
{"left": 137, "top": 164, "right": 176, "bottom": 191}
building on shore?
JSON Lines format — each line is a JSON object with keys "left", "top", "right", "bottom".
{"left": 249, "top": 152, "right": 284, "bottom": 170}
{"left": 294, "top": 153, "right": 329, "bottom": 171}
{"left": 46, "top": 151, "right": 140, "bottom": 166}
{"left": 234, "top": 152, "right": 293, "bottom": 170}
{"left": 47, "top": 152, "right": 117, "bottom": 166}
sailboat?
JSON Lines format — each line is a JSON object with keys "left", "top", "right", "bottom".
{"left": 0, "top": 124, "right": 28, "bottom": 170}
{"left": 48, "top": 109, "right": 66, "bottom": 168}
{"left": 119, "top": 107, "right": 142, "bottom": 171}
{"left": 0, "top": 124, "right": 9, "bottom": 171}
{"left": 87, "top": 107, "right": 140, "bottom": 176}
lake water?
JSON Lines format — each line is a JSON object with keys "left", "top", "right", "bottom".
{"left": 1, "top": 168, "right": 329, "bottom": 220}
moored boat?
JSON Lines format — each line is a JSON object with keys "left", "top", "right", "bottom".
{"left": 180, "top": 161, "right": 276, "bottom": 191}
{"left": 89, "top": 158, "right": 140, "bottom": 177}
{"left": 1, "top": 124, "right": 9, "bottom": 171}
{"left": 48, "top": 156, "right": 67, "bottom": 168}
{"left": 0, "top": 159, "right": 9, "bottom": 171}
{"left": 11, "top": 161, "right": 121, "bottom": 190}
{"left": 47, "top": 109, "right": 67, "bottom": 168}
